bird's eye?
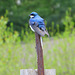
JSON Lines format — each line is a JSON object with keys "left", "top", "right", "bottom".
{"left": 30, "top": 14, "right": 34, "bottom": 16}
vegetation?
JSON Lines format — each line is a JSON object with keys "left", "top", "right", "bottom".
{"left": 0, "top": 10, "right": 75, "bottom": 75}
{"left": 0, "top": 0, "right": 75, "bottom": 32}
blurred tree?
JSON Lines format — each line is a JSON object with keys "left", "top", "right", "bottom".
{"left": 0, "top": 0, "right": 75, "bottom": 32}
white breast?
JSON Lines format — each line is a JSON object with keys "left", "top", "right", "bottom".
{"left": 30, "top": 25, "right": 35, "bottom": 32}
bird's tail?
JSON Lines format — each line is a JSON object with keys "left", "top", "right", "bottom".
{"left": 44, "top": 30, "right": 50, "bottom": 40}
{"left": 44, "top": 30, "right": 49, "bottom": 37}
{"left": 40, "top": 36, "right": 43, "bottom": 47}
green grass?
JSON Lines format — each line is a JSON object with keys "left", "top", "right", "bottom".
{"left": 0, "top": 35, "right": 75, "bottom": 75}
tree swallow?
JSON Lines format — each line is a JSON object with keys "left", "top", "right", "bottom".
{"left": 29, "top": 12, "right": 49, "bottom": 37}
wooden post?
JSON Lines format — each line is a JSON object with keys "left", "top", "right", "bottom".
{"left": 20, "top": 32, "right": 56, "bottom": 75}
{"left": 35, "top": 32, "right": 44, "bottom": 75}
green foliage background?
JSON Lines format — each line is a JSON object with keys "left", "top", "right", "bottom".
{"left": 0, "top": 0, "right": 75, "bottom": 32}
{"left": 0, "top": 0, "right": 75, "bottom": 75}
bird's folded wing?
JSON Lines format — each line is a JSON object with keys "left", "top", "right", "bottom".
{"left": 31, "top": 25, "right": 45, "bottom": 36}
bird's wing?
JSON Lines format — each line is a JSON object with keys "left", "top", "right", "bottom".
{"left": 31, "top": 25, "right": 45, "bottom": 36}
{"left": 29, "top": 18, "right": 49, "bottom": 36}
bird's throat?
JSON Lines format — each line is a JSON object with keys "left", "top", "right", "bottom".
{"left": 30, "top": 15, "right": 34, "bottom": 18}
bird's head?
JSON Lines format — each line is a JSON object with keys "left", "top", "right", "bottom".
{"left": 29, "top": 12, "right": 38, "bottom": 18}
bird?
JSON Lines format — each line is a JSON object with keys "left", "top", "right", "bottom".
{"left": 29, "top": 12, "right": 49, "bottom": 46}
{"left": 29, "top": 12, "right": 49, "bottom": 37}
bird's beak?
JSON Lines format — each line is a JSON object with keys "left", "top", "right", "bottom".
{"left": 29, "top": 13, "right": 32, "bottom": 16}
